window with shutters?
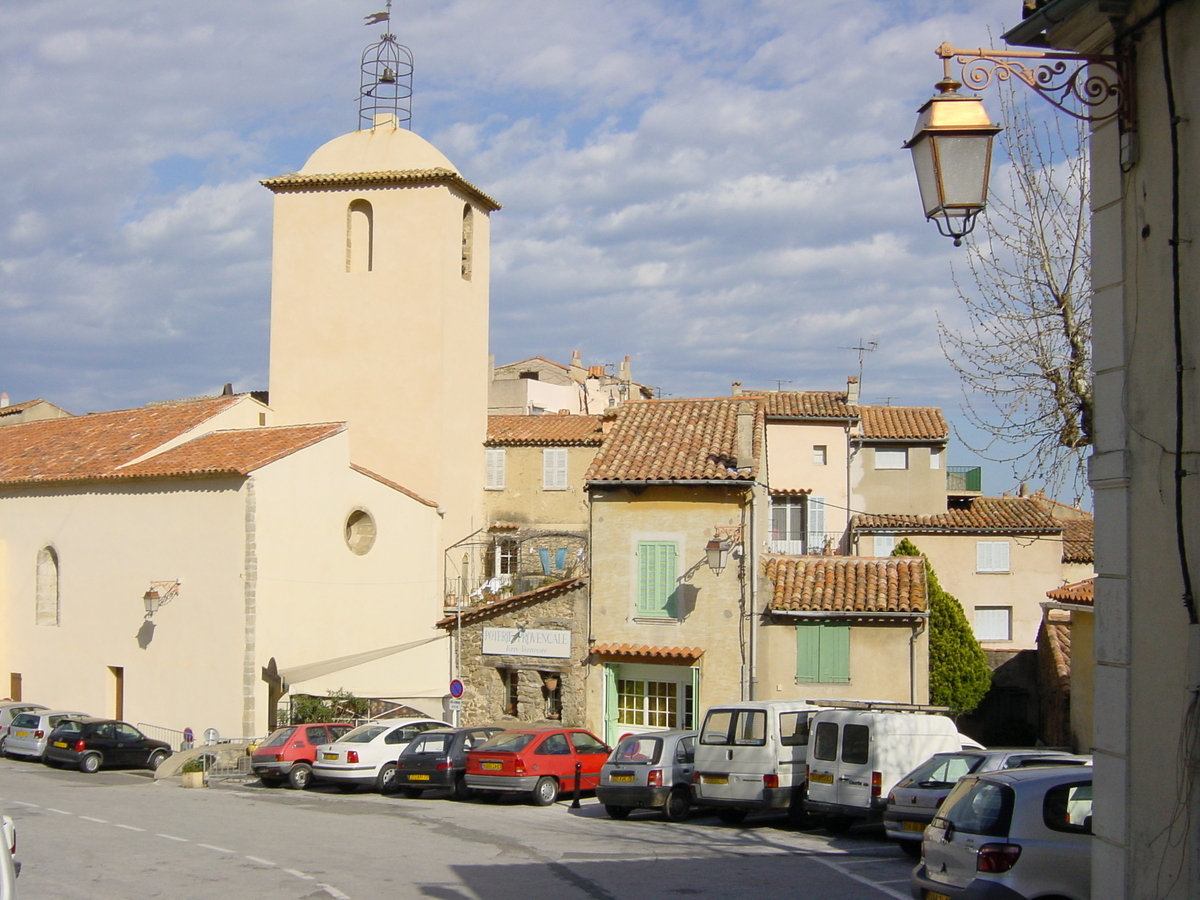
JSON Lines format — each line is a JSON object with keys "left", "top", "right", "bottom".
{"left": 930, "top": 448, "right": 942, "bottom": 470}
{"left": 484, "top": 447, "right": 506, "bottom": 490}
{"left": 875, "top": 447, "right": 908, "bottom": 469}
{"left": 542, "top": 448, "right": 568, "bottom": 490}
{"left": 795, "top": 620, "right": 850, "bottom": 683}
{"left": 769, "top": 495, "right": 828, "bottom": 554}
{"left": 974, "top": 606, "right": 1012, "bottom": 641}
{"left": 806, "top": 495, "right": 828, "bottom": 553}
{"left": 873, "top": 533, "right": 896, "bottom": 557}
{"left": 813, "top": 445, "right": 828, "bottom": 466}
{"left": 636, "top": 541, "right": 678, "bottom": 618}
{"left": 976, "top": 541, "right": 1011, "bottom": 573}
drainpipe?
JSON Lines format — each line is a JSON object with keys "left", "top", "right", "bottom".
{"left": 909, "top": 616, "right": 928, "bottom": 705}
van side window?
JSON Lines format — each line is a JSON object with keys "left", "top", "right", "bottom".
{"left": 700, "top": 710, "right": 734, "bottom": 745}
{"left": 779, "top": 712, "right": 810, "bottom": 747}
{"left": 841, "top": 724, "right": 870, "bottom": 764}
{"left": 813, "top": 721, "right": 839, "bottom": 761}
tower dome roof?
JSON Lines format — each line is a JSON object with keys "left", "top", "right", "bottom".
{"left": 299, "top": 116, "right": 456, "bottom": 175}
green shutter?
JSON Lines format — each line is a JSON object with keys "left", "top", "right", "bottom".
{"left": 819, "top": 621, "right": 851, "bottom": 683}
{"left": 603, "top": 663, "right": 619, "bottom": 745}
{"left": 796, "top": 622, "right": 821, "bottom": 682}
{"left": 637, "top": 542, "right": 677, "bottom": 617}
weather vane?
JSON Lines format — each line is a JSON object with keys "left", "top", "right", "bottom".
{"left": 359, "top": 0, "right": 413, "bottom": 130}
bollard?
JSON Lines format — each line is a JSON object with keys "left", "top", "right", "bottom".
{"left": 571, "top": 761, "right": 582, "bottom": 808}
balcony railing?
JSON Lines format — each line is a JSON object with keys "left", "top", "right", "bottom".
{"left": 947, "top": 466, "right": 982, "bottom": 493}
{"left": 766, "top": 532, "right": 848, "bottom": 556}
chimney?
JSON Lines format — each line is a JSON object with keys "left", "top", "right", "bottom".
{"left": 736, "top": 401, "right": 755, "bottom": 470}
{"left": 731, "top": 381, "right": 742, "bottom": 397}
{"left": 846, "top": 376, "right": 860, "bottom": 405}
{"left": 618, "top": 355, "right": 631, "bottom": 384}
{"left": 0, "top": 393, "right": 8, "bottom": 408}
{"left": 569, "top": 350, "right": 587, "bottom": 384}
{"left": 222, "top": 383, "right": 234, "bottom": 396}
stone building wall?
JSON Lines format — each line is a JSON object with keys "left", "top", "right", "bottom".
{"left": 446, "top": 580, "right": 590, "bottom": 728}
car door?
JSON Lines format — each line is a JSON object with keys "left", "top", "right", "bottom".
{"left": 90, "top": 723, "right": 119, "bottom": 765}
{"left": 568, "top": 731, "right": 611, "bottom": 788}
{"left": 304, "top": 726, "right": 329, "bottom": 757}
{"left": 833, "top": 722, "right": 873, "bottom": 810}
{"left": 672, "top": 735, "right": 696, "bottom": 787}
{"left": 114, "top": 723, "right": 148, "bottom": 765}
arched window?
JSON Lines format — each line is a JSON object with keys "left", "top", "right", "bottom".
{"left": 461, "top": 204, "right": 473, "bottom": 281}
{"left": 346, "top": 199, "right": 373, "bottom": 272}
{"left": 35, "top": 546, "right": 59, "bottom": 626}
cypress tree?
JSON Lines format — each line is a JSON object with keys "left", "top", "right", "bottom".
{"left": 892, "top": 538, "right": 991, "bottom": 715}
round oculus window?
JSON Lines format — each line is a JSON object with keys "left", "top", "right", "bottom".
{"left": 345, "top": 509, "right": 377, "bottom": 555}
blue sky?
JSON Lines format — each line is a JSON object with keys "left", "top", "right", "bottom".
{"left": 0, "top": 0, "right": 1041, "bottom": 494}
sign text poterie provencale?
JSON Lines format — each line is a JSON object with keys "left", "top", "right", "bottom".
{"left": 481, "top": 627, "right": 572, "bottom": 659}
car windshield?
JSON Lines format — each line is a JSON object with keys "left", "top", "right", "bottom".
{"left": 903, "top": 753, "right": 985, "bottom": 789}
{"left": 613, "top": 736, "right": 662, "bottom": 764}
{"left": 477, "top": 732, "right": 537, "bottom": 753}
{"left": 54, "top": 720, "right": 84, "bottom": 736}
{"left": 339, "top": 725, "right": 388, "bottom": 743}
{"left": 260, "top": 728, "right": 296, "bottom": 749}
{"left": 11, "top": 714, "right": 38, "bottom": 729}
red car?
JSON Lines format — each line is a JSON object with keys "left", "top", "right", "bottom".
{"left": 251, "top": 722, "right": 354, "bottom": 789}
{"left": 465, "top": 727, "right": 611, "bottom": 805}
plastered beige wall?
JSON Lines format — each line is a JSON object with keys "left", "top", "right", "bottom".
{"left": 851, "top": 444, "right": 948, "bottom": 516}
{"left": 755, "top": 617, "right": 929, "bottom": 705}
{"left": 764, "top": 421, "right": 849, "bottom": 513}
{"left": 585, "top": 486, "right": 749, "bottom": 732}
{"left": 483, "top": 445, "right": 596, "bottom": 529}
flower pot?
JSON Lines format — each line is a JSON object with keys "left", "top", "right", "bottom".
{"left": 181, "top": 770, "right": 205, "bottom": 788}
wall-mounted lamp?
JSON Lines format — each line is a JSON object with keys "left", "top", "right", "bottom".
{"left": 705, "top": 526, "right": 744, "bottom": 576}
{"left": 143, "top": 580, "right": 181, "bottom": 619}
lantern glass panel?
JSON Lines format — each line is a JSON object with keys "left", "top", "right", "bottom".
{"left": 932, "top": 134, "right": 992, "bottom": 207}
{"left": 908, "top": 133, "right": 943, "bottom": 217}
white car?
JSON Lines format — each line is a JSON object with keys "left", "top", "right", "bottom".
{"left": 312, "top": 719, "right": 449, "bottom": 792}
{"left": 4, "top": 710, "right": 89, "bottom": 762}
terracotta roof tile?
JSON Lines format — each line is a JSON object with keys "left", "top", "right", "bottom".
{"left": 1041, "top": 619, "right": 1072, "bottom": 688}
{"left": 590, "top": 644, "right": 704, "bottom": 660}
{"left": 852, "top": 497, "right": 1060, "bottom": 534}
{"left": 487, "top": 415, "right": 605, "bottom": 446}
{"left": 749, "top": 391, "right": 855, "bottom": 419}
{"left": 260, "top": 167, "right": 501, "bottom": 211}
{"left": 1047, "top": 577, "right": 1095, "bottom": 606}
{"left": 1058, "top": 517, "right": 1094, "bottom": 564}
{"left": 585, "top": 398, "right": 762, "bottom": 483}
{"left": 765, "top": 556, "right": 929, "bottom": 614}
{"left": 0, "top": 397, "right": 242, "bottom": 485}
{"left": 349, "top": 464, "right": 438, "bottom": 507}
{"left": 436, "top": 578, "right": 585, "bottom": 628}
{"left": 858, "top": 406, "right": 949, "bottom": 441}
{"left": 116, "top": 423, "right": 344, "bottom": 479}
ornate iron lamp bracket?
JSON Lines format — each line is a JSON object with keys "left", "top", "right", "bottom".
{"left": 936, "top": 42, "right": 1134, "bottom": 131}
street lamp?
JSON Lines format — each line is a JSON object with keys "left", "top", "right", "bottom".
{"left": 706, "top": 539, "right": 732, "bottom": 576}
{"left": 904, "top": 76, "right": 1000, "bottom": 246}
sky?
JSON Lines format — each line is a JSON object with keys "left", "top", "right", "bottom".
{"left": 0, "top": 0, "right": 1041, "bottom": 495}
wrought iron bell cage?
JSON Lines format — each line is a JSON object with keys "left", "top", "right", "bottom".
{"left": 359, "top": 33, "right": 413, "bottom": 130}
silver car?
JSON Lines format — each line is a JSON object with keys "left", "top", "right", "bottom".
{"left": 597, "top": 730, "right": 696, "bottom": 821}
{"left": 910, "top": 765, "right": 1092, "bottom": 900}
{"left": 4, "top": 710, "right": 89, "bottom": 761}
{"left": 0, "top": 703, "right": 48, "bottom": 754}
{"left": 885, "top": 749, "right": 1088, "bottom": 857}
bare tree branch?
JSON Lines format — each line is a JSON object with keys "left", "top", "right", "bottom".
{"left": 938, "top": 81, "right": 1092, "bottom": 504}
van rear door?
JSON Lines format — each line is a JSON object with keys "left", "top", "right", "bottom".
{"left": 831, "top": 721, "right": 873, "bottom": 809}
{"left": 695, "top": 707, "right": 770, "bottom": 803}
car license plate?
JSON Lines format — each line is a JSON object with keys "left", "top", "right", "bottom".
{"left": 924, "top": 892, "right": 952, "bottom": 900}
{"left": 408, "top": 774, "right": 430, "bottom": 781}
{"left": 610, "top": 775, "right": 634, "bottom": 783}
{"left": 903, "top": 820, "right": 926, "bottom": 833}
{"left": 14, "top": 732, "right": 27, "bottom": 738}
{"left": 808, "top": 771, "right": 834, "bottom": 784}
{"left": 323, "top": 753, "right": 339, "bottom": 760}
{"left": 53, "top": 741, "right": 68, "bottom": 748}
{"left": 482, "top": 762, "right": 502, "bottom": 771}
{"left": 702, "top": 774, "right": 728, "bottom": 785}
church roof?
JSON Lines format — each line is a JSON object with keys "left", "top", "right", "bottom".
{"left": 0, "top": 398, "right": 341, "bottom": 486}
{"left": 261, "top": 168, "right": 501, "bottom": 212}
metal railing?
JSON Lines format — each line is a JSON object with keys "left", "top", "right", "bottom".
{"left": 947, "top": 466, "right": 982, "bottom": 492}
{"left": 136, "top": 723, "right": 188, "bottom": 751}
{"left": 765, "top": 532, "right": 848, "bottom": 556}
{"left": 198, "top": 739, "right": 259, "bottom": 781}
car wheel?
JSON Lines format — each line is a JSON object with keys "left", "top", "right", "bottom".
{"left": 531, "top": 776, "right": 558, "bottom": 806}
{"left": 288, "top": 763, "right": 313, "bottom": 790}
{"left": 825, "top": 816, "right": 854, "bottom": 835}
{"left": 400, "top": 786, "right": 423, "bottom": 799}
{"left": 662, "top": 787, "right": 691, "bottom": 823}
{"left": 605, "top": 804, "right": 632, "bottom": 820}
{"left": 451, "top": 774, "right": 472, "bottom": 801}
{"left": 147, "top": 750, "right": 168, "bottom": 771}
{"left": 259, "top": 776, "right": 285, "bottom": 788}
{"left": 716, "top": 808, "right": 747, "bottom": 825}
{"left": 898, "top": 840, "right": 922, "bottom": 859}
{"left": 79, "top": 752, "right": 102, "bottom": 774}
{"left": 376, "top": 764, "right": 398, "bottom": 793}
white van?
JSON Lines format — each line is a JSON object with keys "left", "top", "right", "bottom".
{"left": 803, "top": 704, "right": 977, "bottom": 832}
{"left": 692, "top": 700, "right": 821, "bottom": 825}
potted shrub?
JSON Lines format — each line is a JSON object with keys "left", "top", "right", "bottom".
{"left": 180, "top": 756, "right": 205, "bottom": 788}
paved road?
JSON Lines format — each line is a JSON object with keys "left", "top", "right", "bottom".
{"left": 0, "top": 760, "right": 916, "bottom": 899}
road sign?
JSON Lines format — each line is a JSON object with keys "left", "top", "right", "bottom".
{"left": 449, "top": 678, "right": 464, "bottom": 698}
{"left": 447, "top": 698, "right": 463, "bottom": 711}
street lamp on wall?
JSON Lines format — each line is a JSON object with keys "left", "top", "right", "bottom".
{"left": 904, "top": 76, "right": 1000, "bottom": 246}
{"left": 143, "top": 580, "right": 181, "bottom": 619}
{"left": 705, "top": 538, "right": 732, "bottom": 576}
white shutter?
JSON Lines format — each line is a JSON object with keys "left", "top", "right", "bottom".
{"left": 974, "top": 607, "right": 1012, "bottom": 641}
{"left": 543, "top": 448, "right": 568, "bottom": 490}
{"left": 485, "top": 448, "right": 506, "bottom": 490}
{"left": 806, "top": 496, "right": 826, "bottom": 552}
{"left": 976, "top": 541, "right": 1010, "bottom": 573}
{"left": 874, "top": 533, "right": 896, "bottom": 557}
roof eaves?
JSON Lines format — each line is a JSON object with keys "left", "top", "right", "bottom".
{"left": 260, "top": 167, "right": 501, "bottom": 211}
